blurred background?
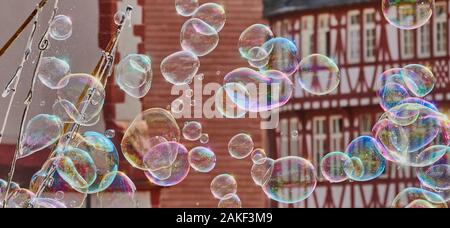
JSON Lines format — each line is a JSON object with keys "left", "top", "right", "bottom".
{"left": 0, "top": 0, "right": 449, "bottom": 208}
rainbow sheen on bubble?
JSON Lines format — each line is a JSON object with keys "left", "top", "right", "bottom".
{"left": 320, "top": 152, "right": 350, "bottom": 183}
{"left": 262, "top": 156, "right": 317, "bottom": 204}
{"left": 382, "top": 0, "right": 434, "bottom": 30}
{"left": 188, "top": 146, "right": 216, "bottom": 173}
{"left": 192, "top": 3, "right": 226, "bottom": 32}
{"left": 181, "top": 18, "right": 219, "bottom": 57}
{"left": 297, "top": 54, "right": 340, "bottom": 96}
{"left": 228, "top": 133, "right": 254, "bottom": 159}
{"left": 238, "top": 24, "right": 274, "bottom": 60}
{"left": 121, "top": 108, "right": 180, "bottom": 170}
{"left": 402, "top": 64, "right": 436, "bottom": 97}
{"left": 261, "top": 38, "right": 299, "bottom": 76}
{"left": 94, "top": 171, "right": 138, "bottom": 208}
{"left": 182, "top": 121, "right": 203, "bottom": 141}
{"left": 55, "top": 146, "right": 97, "bottom": 190}
{"left": 116, "top": 54, "right": 153, "bottom": 98}
{"left": 391, "top": 187, "right": 447, "bottom": 208}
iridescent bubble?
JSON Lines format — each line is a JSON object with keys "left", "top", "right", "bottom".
{"left": 32, "top": 198, "right": 67, "bottom": 208}
{"left": 181, "top": 18, "right": 219, "bottom": 57}
{"left": 175, "top": 0, "right": 199, "bottom": 17}
{"left": 192, "top": 3, "right": 226, "bottom": 32}
{"left": 238, "top": 24, "right": 274, "bottom": 60}
{"left": 95, "top": 171, "right": 138, "bottom": 208}
{"left": 144, "top": 142, "right": 190, "bottom": 187}
{"left": 224, "top": 68, "right": 293, "bottom": 112}
{"left": 71, "top": 131, "right": 119, "bottom": 194}
{"left": 50, "top": 15, "right": 73, "bottom": 41}
{"left": 378, "top": 83, "right": 410, "bottom": 111}
{"left": 251, "top": 148, "right": 267, "bottom": 164}
{"left": 188, "top": 146, "right": 216, "bottom": 173}
{"left": 55, "top": 146, "right": 97, "bottom": 190}
{"left": 38, "top": 57, "right": 71, "bottom": 89}
{"left": 422, "top": 184, "right": 450, "bottom": 202}
{"left": 218, "top": 194, "right": 242, "bottom": 208}
{"left": 56, "top": 73, "right": 105, "bottom": 126}
{"left": 398, "top": 97, "right": 438, "bottom": 112}
{"left": 114, "top": 11, "right": 126, "bottom": 25}
{"left": 261, "top": 37, "right": 299, "bottom": 76}
{"left": 215, "top": 84, "right": 248, "bottom": 119}
{"left": 402, "top": 64, "right": 436, "bottom": 97}
{"left": 182, "top": 121, "right": 202, "bottom": 141}
{"left": 262, "top": 156, "right": 317, "bottom": 204}
{"left": 382, "top": 0, "right": 434, "bottom": 30}
{"left": 320, "top": 152, "right": 350, "bottom": 183}
{"left": 200, "top": 133, "right": 210, "bottom": 144}
{"left": 5, "top": 188, "right": 35, "bottom": 208}
{"left": 105, "top": 129, "right": 115, "bottom": 139}
{"left": 251, "top": 158, "right": 274, "bottom": 186}
{"left": 121, "top": 108, "right": 180, "bottom": 170}
{"left": 0, "top": 179, "right": 6, "bottom": 206}
{"left": 418, "top": 151, "right": 450, "bottom": 191}
{"left": 344, "top": 136, "right": 386, "bottom": 182}
{"left": 19, "top": 114, "right": 63, "bottom": 159}
{"left": 297, "top": 54, "right": 340, "bottom": 96}
{"left": 30, "top": 158, "right": 87, "bottom": 208}
{"left": 247, "top": 47, "right": 270, "bottom": 69}
{"left": 391, "top": 187, "right": 447, "bottom": 208}
{"left": 211, "top": 174, "right": 238, "bottom": 199}
{"left": 228, "top": 133, "right": 254, "bottom": 159}
{"left": 161, "top": 51, "right": 200, "bottom": 86}
{"left": 116, "top": 54, "right": 153, "bottom": 98}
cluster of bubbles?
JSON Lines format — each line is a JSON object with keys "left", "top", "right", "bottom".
{"left": 210, "top": 174, "right": 241, "bottom": 208}
{"left": 219, "top": 23, "right": 340, "bottom": 118}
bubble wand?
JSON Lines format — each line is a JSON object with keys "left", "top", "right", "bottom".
{"left": 0, "top": 0, "right": 50, "bottom": 144}
{"left": 33, "top": 6, "right": 134, "bottom": 201}
{"left": 1, "top": 0, "right": 59, "bottom": 208}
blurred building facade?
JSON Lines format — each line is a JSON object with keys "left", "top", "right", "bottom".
{"left": 263, "top": 0, "right": 450, "bottom": 208}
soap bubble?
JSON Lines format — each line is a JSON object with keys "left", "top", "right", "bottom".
{"left": 52, "top": 100, "right": 99, "bottom": 126}
{"left": 199, "top": 134, "right": 210, "bottom": 144}
{"left": 5, "top": 188, "right": 35, "bottom": 208}
{"left": 181, "top": 18, "right": 219, "bottom": 57}
{"left": 95, "top": 171, "right": 138, "bottom": 208}
{"left": 56, "top": 73, "right": 105, "bottom": 126}
{"left": 188, "top": 146, "right": 216, "bottom": 173}
{"left": 175, "top": 0, "right": 199, "bottom": 17}
{"left": 182, "top": 121, "right": 202, "bottom": 141}
{"left": 262, "top": 156, "right": 317, "bottom": 204}
{"left": 71, "top": 131, "right": 119, "bottom": 194}
{"left": 224, "top": 68, "right": 293, "bottom": 112}
{"left": 228, "top": 133, "right": 254, "bottom": 159}
{"left": 261, "top": 37, "right": 299, "bottom": 76}
{"left": 105, "top": 129, "right": 115, "bottom": 139}
{"left": 161, "top": 51, "right": 200, "bottom": 86}
{"left": 144, "top": 142, "right": 190, "bottom": 187}
{"left": 251, "top": 158, "right": 274, "bottom": 186}
{"left": 215, "top": 84, "right": 248, "bottom": 119}
{"left": 211, "top": 174, "right": 238, "bottom": 199}
{"left": 19, "top": 114, "right": 63, "bottom": 159}
{"left": 121, "top": 108, "right": 180, "bottom": 170}
{"left": 378, "top": 83, "right": 410, "bottom": 111}
{"left": 344, "top": 136, "right": 386, "bottom": 181}
{"left": 320, "top": 152, "right": 350, "bottom": 183}
{"left": 297, "top": 54, "right": 340, "bottom": 96}
{"left": 251, "top": 148, "right": 267, "bottom": 164}
{"left": 116, "top": 54, "right": 153, "bottom": 98}
{"left": 402, "top": 64, "right": 436, "bottom": 97}
{"left": 30, "top": 158, "right": 87, "bottom": 208}
{"left": 55, "top": 146, "right": 97, "bottom": 190}
{"left": 38, "top": 57, "right": 71, "bottom": 89}
{"left": 238, "top": 24, "right": 274, "bottom": 60}
{"left": 218, "top": 194, "right": 242, "bottom": 208}
{"left": 247, "top": 47, "right": 270, "bottom": 68}
{"left": 382, "top": 0, "right": 434, "bottom": 30}
{"left": 50, "top": 15, "right": 73, "bottom": 41}
{"left": 192, "top": 3, "right": 226, "bottom": 32}
{"left": 417, "top": 150, "right": 450, "bottom": 191}
{"left": 32, "top": 198, "right": 67, "bottom": 208}
{"left": 421, "top": 184, "right": 450, "bottom": 202}
{"left": 391, "top": 187, "right": 447, "bottom": 208}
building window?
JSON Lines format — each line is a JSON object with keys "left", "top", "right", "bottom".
{"left": 418, "top": 23, "right": 431, "bottom": 57}
{"left": 400, "top": 6, "right": 414, "bottom": 59}
{"left": 318, "top": 14, "right": 330, "bottom": 56}
{"left": 313, "top": 117, "right": 326, "bottom": 177}
{"left": 359, "top": 114, "right": 372, "bottom": 135}
{"left": 301, "top": 16, "right": 314, "bottom": 57}
{"left": 434, "top": 3, "right": 447, "bottom": 56}
{"left": 330, "top": 116, "right": 343, "bottom": 151}
{"left": 348, "top": 11, "right": 361, "bottom": 63}
{"left": 364, "top": 10, "right": 376, "bottom": 61}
